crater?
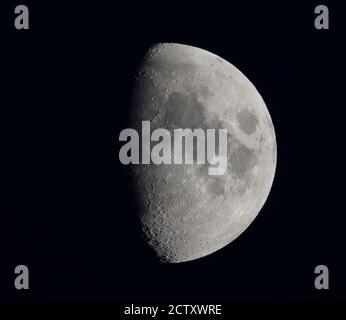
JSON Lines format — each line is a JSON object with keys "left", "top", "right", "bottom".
{"left": 148, "top": 60, "right": 195, "bottom": 84}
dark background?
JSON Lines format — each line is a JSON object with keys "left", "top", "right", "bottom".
{"left": 0, "top": 1, "right": 345, "bottom": 300}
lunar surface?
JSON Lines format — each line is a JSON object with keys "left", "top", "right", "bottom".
{"left": 130, "top": 43, "right": 276, "bottom": 263}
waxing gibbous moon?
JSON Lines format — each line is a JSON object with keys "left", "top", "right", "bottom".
{"left": 130, "top": 43, "right": 277, "bottom": 263}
